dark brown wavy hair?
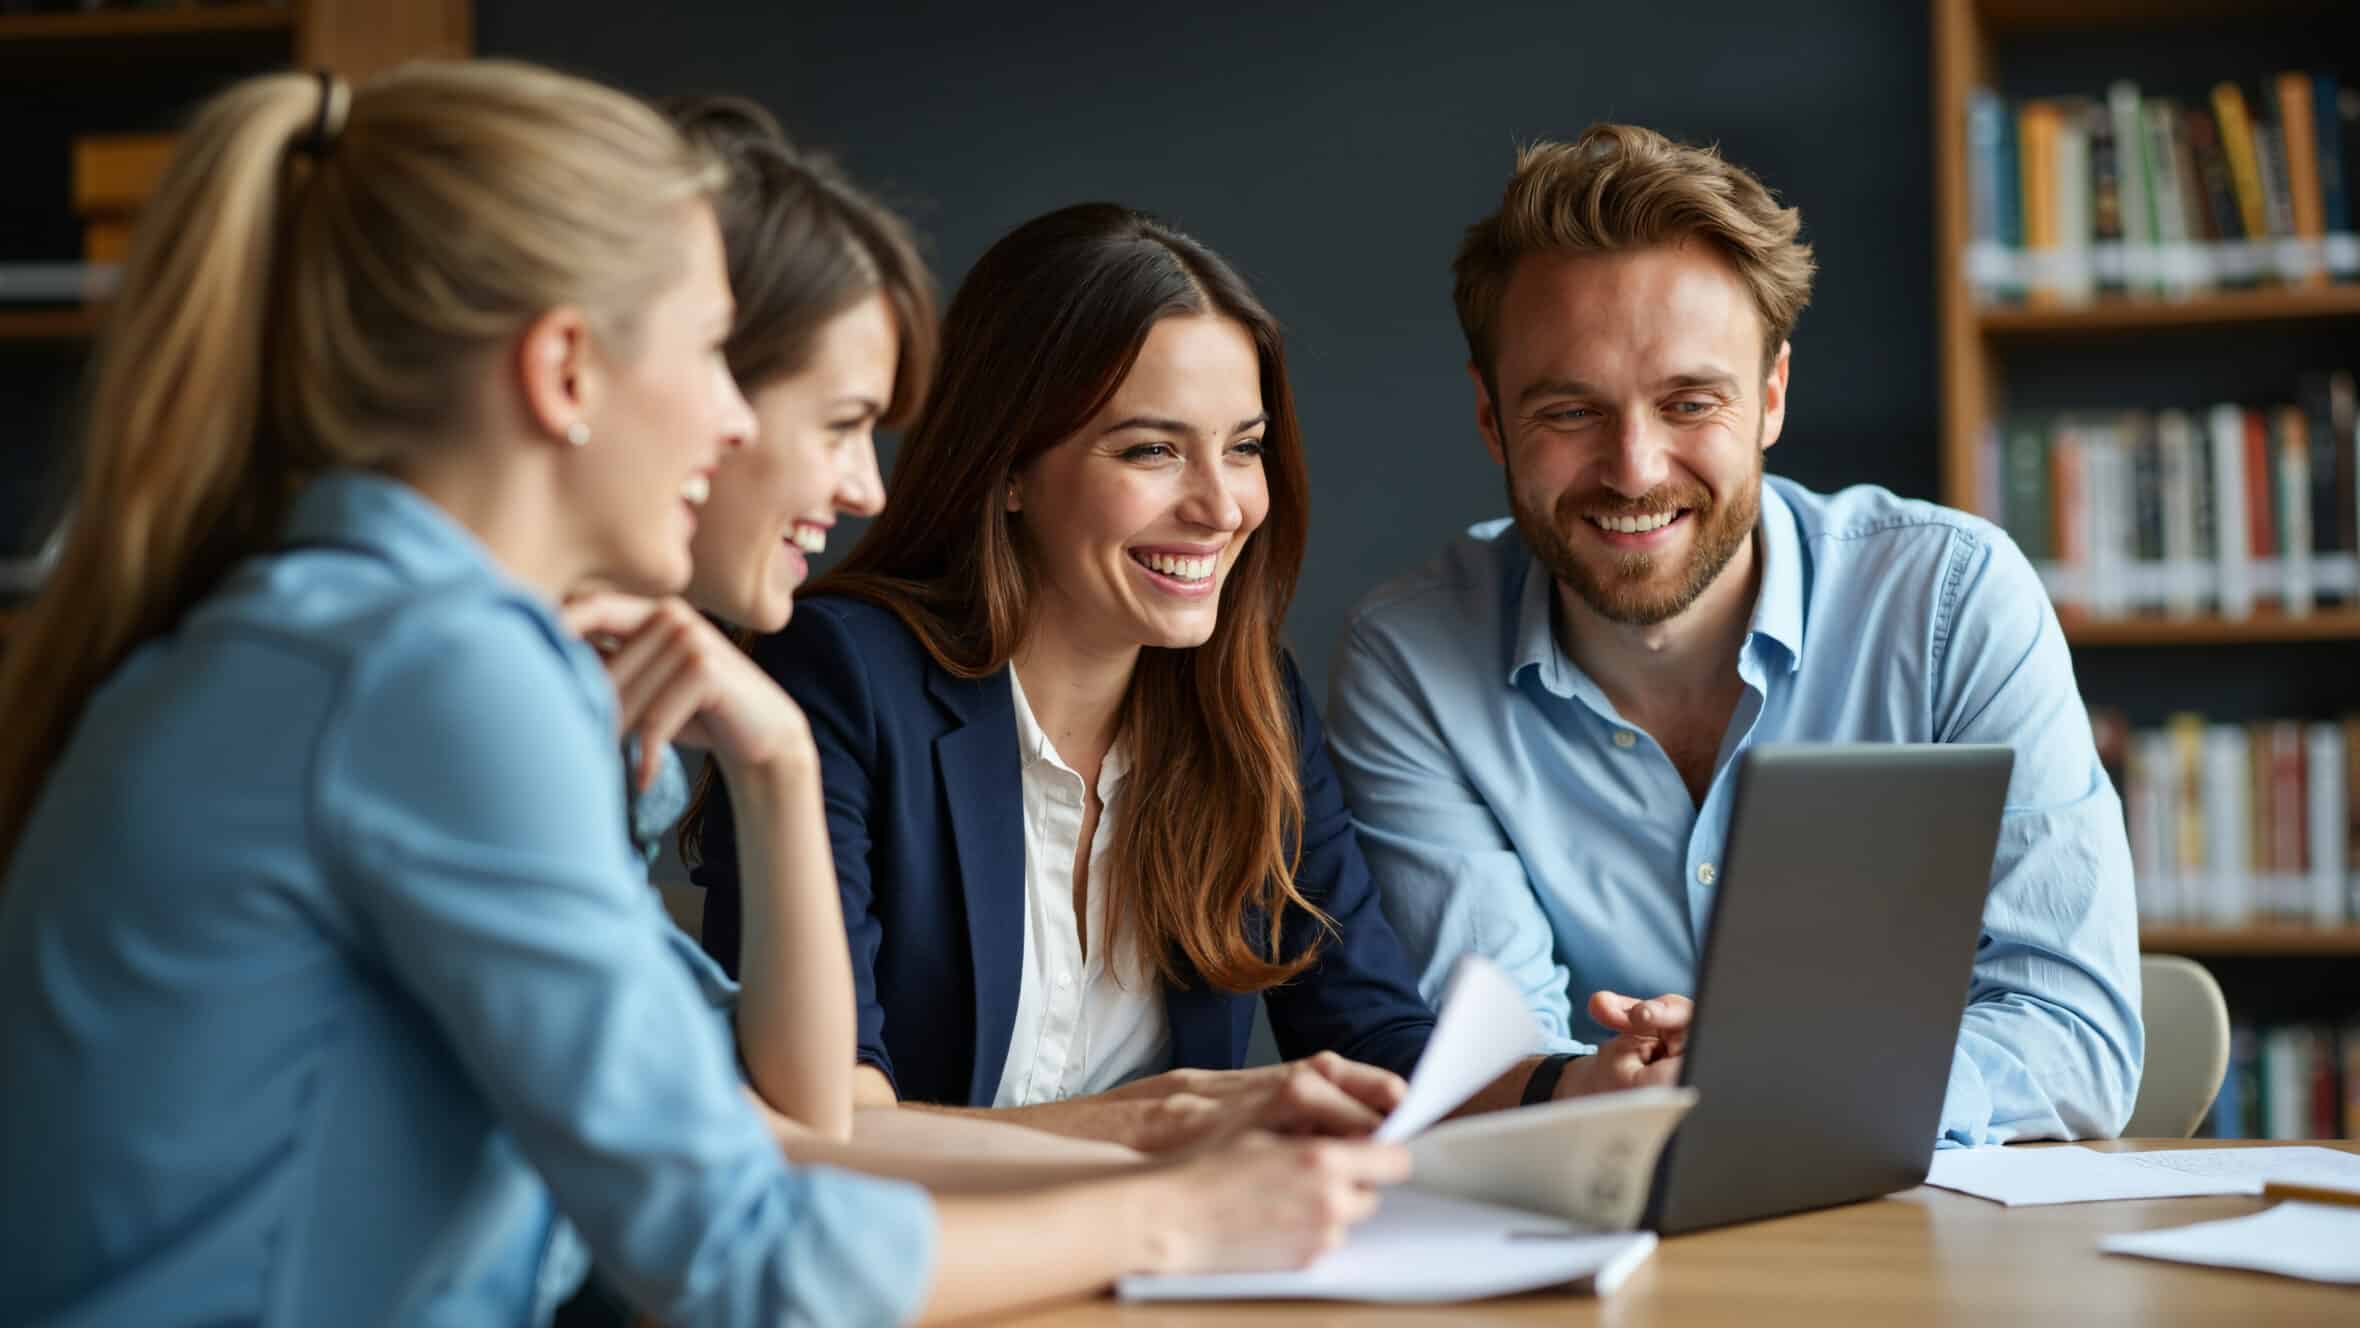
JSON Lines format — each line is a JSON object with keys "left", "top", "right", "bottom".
{"left": 817, "top": 202, "right": 1327, "bottom": 993}
{"left": 662, "top": 95, "right": 939, "bottom": 865}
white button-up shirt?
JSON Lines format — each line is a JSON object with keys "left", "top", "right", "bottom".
{"left": 991, "top": 667, "right": 1172, "bottom": 1107}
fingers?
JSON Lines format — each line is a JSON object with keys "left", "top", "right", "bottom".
{"left": 1588, "top": 989, "right": 1643, "bottom": 1032}
{"left": 561, "top": 589, "right": 662, "bottom": 643}
{"left": 1625, "top": 994, "right": 1694, "bottom": 1038}
{"left": 1301, "top": 1051, "right": 1408, "bottom": 1114}
{"left": 1260, "top": 1065, "right": 1388, "bottom": 1138}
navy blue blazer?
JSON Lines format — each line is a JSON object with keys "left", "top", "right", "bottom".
{"left": 693, "top": 594, "right": 1438, "bottom": 1107}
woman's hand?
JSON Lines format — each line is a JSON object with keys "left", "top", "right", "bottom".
{"left": 1142, "top": 1132, "right": 1410, "bottom": 1274}
{"left": 1117, "top": 1052, "right": 1409, "bottom": 1153}
{"left": 562, "top": 591, "right": 814, "bottom": 790}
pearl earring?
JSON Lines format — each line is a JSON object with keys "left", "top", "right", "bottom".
{"left": 565, "top": 420, "right": 591, "bottom": 447}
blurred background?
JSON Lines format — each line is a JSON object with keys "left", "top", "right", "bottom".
{"left": 0, "top": 0, "right": 2353, "bottom": 1139}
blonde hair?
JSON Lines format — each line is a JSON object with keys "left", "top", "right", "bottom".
{"left": 0, "top": 60, "right": 721, "bottom": 869}
{"left": 1453, "top": 122, "right": 1816, "bottom": 386}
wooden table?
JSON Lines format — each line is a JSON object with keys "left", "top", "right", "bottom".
{"left": 1007, "top": 1140, "right": 2358, "bottom": 1326}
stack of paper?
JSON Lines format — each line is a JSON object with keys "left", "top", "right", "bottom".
{"left": 1924, "top": 1145, "right": 2360, "bottom": 1206}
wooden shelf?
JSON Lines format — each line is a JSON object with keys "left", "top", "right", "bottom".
{"left": 1977, "top": 285, "right": 2360, "bottom": 335}
{"left": 2142, "top": 925, "right": 2360, "bottom": 957}
{"left": 0, "top": 307, "right": 101, "bottom": 341}
{"left": 2060, "top": 607, "right": 2360, "bottom": 647}
{"left": 1976, "top": 0, "right": 2341, "bottom": 34}
{"left": 0, "top": 5, "right": 291, "bottom": 42}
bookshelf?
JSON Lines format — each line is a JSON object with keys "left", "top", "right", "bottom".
{"left": 0, "top": 7, "right": 293, "bottom": 41}
{"left": 1935, "top": 0, "right": 2360, "bottom": 1140}
{"left": 2140, "top": 925, "right": 2360, "bottom": 956}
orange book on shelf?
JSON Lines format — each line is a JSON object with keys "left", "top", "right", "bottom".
{"left": 2018, "top": 101, "right": 2059, "bottom": 305}
{"left": 70, "top": 134, "right": 175, "bottom": 216}
{"left": 2275, "top": 72, "right": 2326, "bottom": 286}
{"left": 82, "top": 218, "right": 134, "bottom": 265}
{"left": 2210, "top": 83, "right": 2269, "bottom": 241}
{"left": 2243, "top": 408, "right": 2275, "bottom": 561}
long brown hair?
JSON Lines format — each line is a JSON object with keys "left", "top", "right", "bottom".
{"left": 659, "top": 95, "right": 941, "bottom": 866}
{"left": 0, "top": 61, "right": 719, "bottom": 872}
{"left": 818, "top": 202, "right": 1325, "bottom": 993}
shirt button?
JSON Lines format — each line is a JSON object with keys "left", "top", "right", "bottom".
{"left": 1696, "top": 863, "right": 1717, "bottom": 885}
{"left": 1613, "top": 730, "right": 1636, "bottom": 749}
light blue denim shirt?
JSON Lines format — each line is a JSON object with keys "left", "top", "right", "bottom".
{"left": 1328, "top": 477, "right": 2143, "bottom": 1148}
{"left": 0, "top": 471, "right": 933, "bottom": 1327}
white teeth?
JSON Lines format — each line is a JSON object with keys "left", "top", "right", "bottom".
{"left": 681, "top": 474, "right": 710, "bottom": 506}
{"left": 1592, "top": 511, "right": 1676, "bottom": 534}
{"left": 790, "top": 525, "right": 827, "bottom": 555}
{"left": 1139, "top": 552, "right": 1215, "bottom": 582}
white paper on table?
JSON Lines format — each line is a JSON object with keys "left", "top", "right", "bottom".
{"left": 1926, "top": 1145, "right": 2360, "bottom": 1206}
{"left": 2117, "top": 1146, "right": 2360, "bottom": 1193}
{"left": 1373, "top": 954, "right": 1541, "bottom": 1143}
{"left": 2100, "top": 1201, "right": 2360, "bottom": 1284}
{"left": 1116, "top": 1185, "right": 1659, "bottom": 1304}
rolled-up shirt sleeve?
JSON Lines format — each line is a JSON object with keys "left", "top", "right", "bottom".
{"left": 1932, "top": 529, "right": 2145, "bottom": 1146}
{"left": 1327, "top": 618, "right": 1592, "bottom": 1056}
{"left": 318, "top": 598, "right": 935, "bottom": 1327}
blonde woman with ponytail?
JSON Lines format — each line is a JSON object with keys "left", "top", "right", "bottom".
{"left": 0, "top": 63, "right": 1405, "bottom": 1328}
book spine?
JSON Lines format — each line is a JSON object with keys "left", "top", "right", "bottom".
{"left": 2170, "top": 713, "right": 2209, "bottom": 922}
{"left": 2277, "top": 72, "right": 2327, "bottom": 277}
{"left": 2211, "top": 83, "right": 2271, "bottom": 241}
{"left": 2317, "top": 75, "right": 2351, "bottom": 236}
{"left": 2006, "top": 418, "right": 2052, "bottom": 562}
{"left": 2349, "top": 714, "right": 2360, "bottom": 924}
{"left": 2130, "top": 412, "right": 2164, "bottom": 610}
{"left": 2270, "top": 720, "right": 2306, "bottom": 917}
{"left": 1968, "top": 89, "right": 2014, "bottom": 301}
{"left": 2089, "top": 105, "right": 2127, "bottom": 292}
{"left": 2108, "top": 83, "right": 2155, "bottom": 292}
{"left": 2054, "top": 106, "right": 2095, "bottom": 302}
{"left": 2299, "top": 373, "right": 2346, "bottom": 605}
{"left": 2129, "top": 729, "right": 2175, "bottom": 921}
{"left": 2205, "top": 723, "right": 2253, "bottom": 925}
{"left": 2143, "top": 100, "right": 2197, "bottom": 293}
{"left": 2158, "top": 409, "right": 2202, "bottom": 616}
{"left": 2209, "top": 402, "right": 2253, "bottom": 617}
{"left": 2277, "top": 404, "right": 2315, "bottom": 616}
{"left": 2307, "top": 722, "right": 2347, "bottom": 925}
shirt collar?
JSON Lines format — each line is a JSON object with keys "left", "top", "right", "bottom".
{"left": 281, "top": 469, "right": 512, "bottom": 590}
{"left": 1748, "top": 477, "right": 1805, "bottom": 672}
{"left": 1505, "top": 476, "right": 1807, "bottom": 691}
{"left": 1007, "top": 666, "right": 1131, "bottom": 789}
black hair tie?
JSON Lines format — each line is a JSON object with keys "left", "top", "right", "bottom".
{"left": 294, "top": 70, "right": 348, "bottom": 159}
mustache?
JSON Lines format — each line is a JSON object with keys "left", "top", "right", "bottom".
{"left": 1553, "top": 484, "right": 1712, "bottom": 521}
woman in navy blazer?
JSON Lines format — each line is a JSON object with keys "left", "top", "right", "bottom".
{"left": 694, "top": 204, "right": 1588, "bottom": 1150}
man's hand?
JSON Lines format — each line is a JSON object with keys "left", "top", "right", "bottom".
{"left": 1557, "top": 991, "right": 1692, "bottom": 1098}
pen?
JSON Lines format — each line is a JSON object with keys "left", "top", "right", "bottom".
{"left": 2259, "top": 1181, "right": 2360, "bottom": 1209}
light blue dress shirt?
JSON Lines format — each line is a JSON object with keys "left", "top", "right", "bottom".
{"left": 1327, "top": 477, "right": 2143, "bottom": 1147}
{"left": 0, "top": 471, "right": 933, "bottom": 1327}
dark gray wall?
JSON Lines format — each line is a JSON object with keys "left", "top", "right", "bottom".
{"left": 481, "top": 1, "right": 1938, "bottom": 700}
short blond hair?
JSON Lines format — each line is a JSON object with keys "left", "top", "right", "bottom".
{"left": 1453, "top": 123, "right": 1815, "bottom": 386}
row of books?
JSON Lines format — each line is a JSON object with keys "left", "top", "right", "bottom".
{"left": 1964, "top": 74, "right": 2358, "bottom": 303}
{"left": 2204, "top": 1022, "right": 2359, "bottom": 1141}
{"left": 1972, "top": 371, "right": 2360, "bottom": 619}
{"left": 2092, "top": 710, "right": 2358, "bottom": 928}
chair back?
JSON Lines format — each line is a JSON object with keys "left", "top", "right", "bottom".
{"left": 2123, "top": 954, "right": 2230, "bottom": 1139}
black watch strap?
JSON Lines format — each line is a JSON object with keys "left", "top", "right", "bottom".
{"left": 1520, "top": 1051, "right": 1580, "bottom": 1106}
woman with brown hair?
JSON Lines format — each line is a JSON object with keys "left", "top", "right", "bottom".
{"left": 0, "top": 70, "right": 1405, "bottom": 1328}
{"left": 693, "top": 203, "right": 1603, "bottom": 1149}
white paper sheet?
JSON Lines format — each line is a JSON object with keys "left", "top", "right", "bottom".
{"left": 2100, "top": 1201, "right": 2360, "bottom": 1284}
{"left": 1373, "top": 955, "right": 1541, "bottom": 1143}
{"left": 1926, "top": 1145, "right": 2360, "bottom": 1207}
{"left": 1116, "top": 1185, "right": 1658, "bottom": 1303}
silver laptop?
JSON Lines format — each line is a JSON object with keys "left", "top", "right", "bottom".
{"left": 1642, "top": 742, "right": 2014, "bottom": 1235}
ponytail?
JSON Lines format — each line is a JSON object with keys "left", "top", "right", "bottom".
{"left": 0, "top": 62, "right": 720, "bottom": 872}
{"left": 0, "top": 75, "right": 319, "bottom": 867}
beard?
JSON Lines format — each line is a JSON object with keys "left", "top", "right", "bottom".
{"left": 1508, "top": 445, "right": 1762, "bottom": 628}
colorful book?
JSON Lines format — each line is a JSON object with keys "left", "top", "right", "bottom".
{"left": 2278, "top": 71, "right": 2328, "bottom": 283}
{"left": 2209, "top": 402, "right": 2254, "bottom": 618}
{"left": 2211, "top": 82, "right": 2270, "bottom": 242}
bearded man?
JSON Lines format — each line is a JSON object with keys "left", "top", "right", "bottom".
{"left": 1327, "top": 123, "right": 2141, "bottom": 1146}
